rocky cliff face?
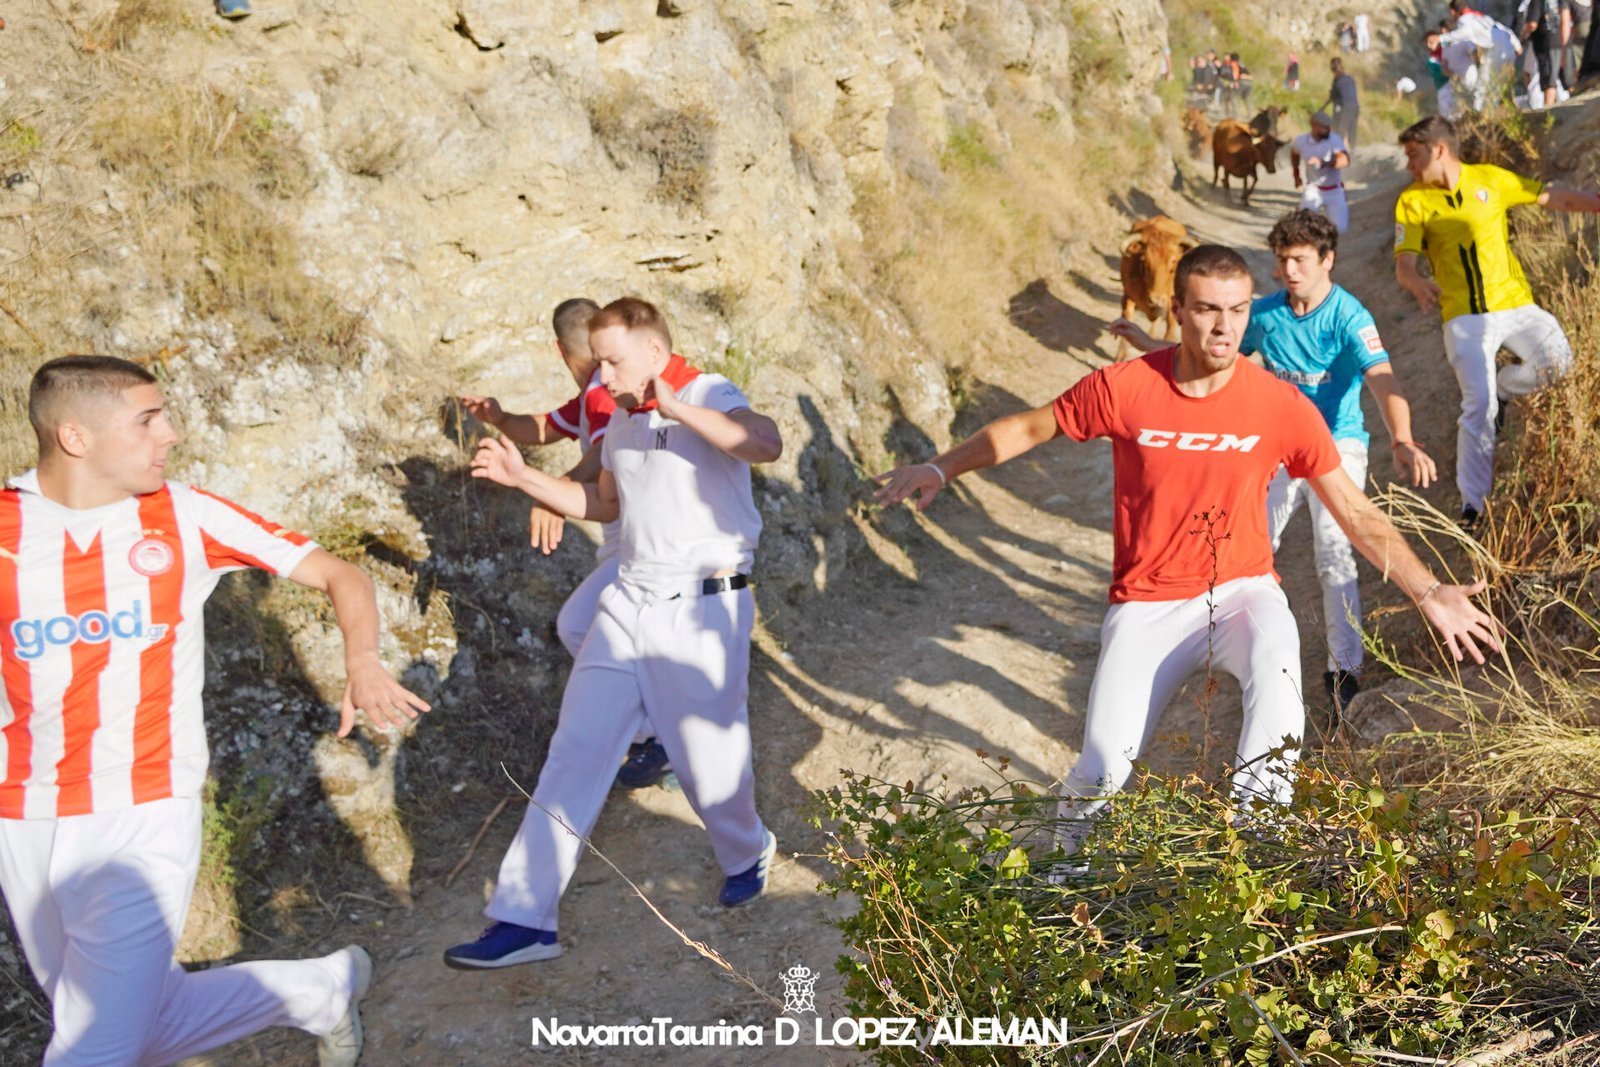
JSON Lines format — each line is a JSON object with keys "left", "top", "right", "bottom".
{"left": 0, "top": 0, "right": 1169, "bottom": 955}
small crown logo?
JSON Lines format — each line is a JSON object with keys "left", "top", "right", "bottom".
{"left": 779, "top": 963, "right": 819, "bottom": 1015}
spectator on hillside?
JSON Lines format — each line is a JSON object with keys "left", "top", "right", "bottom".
{"left": 1580, "top": 0, "right": 1600, "bottom": 86}
{"left": 1323, "top": 57, "right": 1360, "bottom": 151}
{"left": 1234, "top": 54, "right": 1255, "bottom": 109}
{"left": 1567, "top": 0, "right": 1593, "bottom": 84}
{"left": 1519, "top": 0, "right": 1564, "bottom": 106}
{"left": 1285, "top": 52, "right": 1302, "bottom": 90}
{"left": 1355, "top": 12, "right": 1372, "bottom": 51}
{"left": 1338, "top": 21, "right": 1355, "bottom": 51}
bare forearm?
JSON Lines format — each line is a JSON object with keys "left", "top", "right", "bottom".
{"left": 514, "top": 467, "right": 617, "bottom": 522}
{"left": 929, "top": 408, "right": 1058, "bottom": 482}
{"left": 1367, "top": 373, "right": 1415, "bottom": 444}
{"left": 1336, "top": 498, "right": 1436, "bottom": 601}
{"left": 1540, "top": 187, "right": 1600, "bottom": 213}
{"left": 495, "top": 413, "right": 559, "bottom": 446}
{"left": 669, "top": 404, "right": 783, "bottom": 464}
{"left": 323, "top": 563, "right": 383, "bottom": 669}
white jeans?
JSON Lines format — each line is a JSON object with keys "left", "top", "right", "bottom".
{"left": 1059, "top": 575, "right": 1304, "bottom": 832}
{"left": 1300, "top": 183, "right": 1349, "bottom": 233}
{"left": 1442, "top": 305, "right": 1573, "bottom": 510}
{"left": 487, "top": 581, "right": 768, "bottom": 932}
{"left": 0, "top": 797, "right": 356, "bottom": 1066}
{"left": 1268, "top": 438, "right": 1368, "bottom": 673}
{"left": 555, "top": 555, "right": 620, "bottom": 658}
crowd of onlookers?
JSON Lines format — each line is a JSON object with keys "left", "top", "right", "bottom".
{"left": 1418, "top": 0, "right": 1596, "bottom": 116}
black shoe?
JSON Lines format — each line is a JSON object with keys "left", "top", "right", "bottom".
{"left": 1323, "top": 670, "right": 1359, "bottom": 718}
{"left": 1493, "top": 395, "right": 1509, "bottom": 435}
{"left": 1459, "top": 505, "right": 1481, "bottom": 533}
{"left": 615, "top": 739, "right": 672, "bottom": 790}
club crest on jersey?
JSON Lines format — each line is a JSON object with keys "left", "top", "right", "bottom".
{"left": 1136, "top": 429, "right": 1261, "bottom": 452}
{"left": 129, "top": 537, "right": 176, "bottom": 576}
{"left": 654, "top": 428, "right": 670, "bottom": 450}
{"left": 1393, "top": 223, "right": 1405, "bottom": 248}
{"left": 1475, "top": 188, "right": 1489, "bottom": 203}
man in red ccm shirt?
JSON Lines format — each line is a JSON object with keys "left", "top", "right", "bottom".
{"left": 876, "top": 245, "right": 1498, "bottom": 844}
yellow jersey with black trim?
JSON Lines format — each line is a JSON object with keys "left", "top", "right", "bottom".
{"left": 1393, "top": 163, "right": 1544, "bottom": 323}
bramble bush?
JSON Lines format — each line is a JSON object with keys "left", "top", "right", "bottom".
{"left": 817, "top": 762, "right": 1600, "bottom": 1065}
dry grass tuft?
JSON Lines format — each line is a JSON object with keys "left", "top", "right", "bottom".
{"left": 88, "top": 78, "right": 362, "bottom": 360}
{"left": 587, "top": 87, "right": 717, "bottom": 208}
{"left": 89, "top": 0, "right": 189, "bottom": 51}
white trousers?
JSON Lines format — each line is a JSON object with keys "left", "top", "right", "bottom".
{"left": 1300, "top": 183, "right": 1349, "bottom": 233}
{"left": 1442, "top": 305, "right": 1573, "bottom": 511}
{"left": 487, "top": 581, "right": 768, "bottom": 932}
{"left": 1060, "top": 575, "right": 1304, "bottom": 828}
{"left": 555, "top": 556, "right": 621, "bottom": 658}
{"left": 1267, "top": 438, "right": 1369, "bottom": 673}
{"left": 0, "top": 797, "right": 355, "bottom": 1067}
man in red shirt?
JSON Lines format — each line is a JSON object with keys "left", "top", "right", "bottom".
{"left": 875, "top": 246, "right": 1498, "bottom": 842}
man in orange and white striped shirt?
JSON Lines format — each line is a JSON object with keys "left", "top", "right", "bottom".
{"left": 0, "top": 356, "right": 429, "bottom": 1066}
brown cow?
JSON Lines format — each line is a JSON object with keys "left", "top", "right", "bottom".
{"left": 1211, "top": 119, "right": 1284, "bottom": 204}
{"left": 1181, "top": 108, "right": 1211, "bottom": 159}
{"left": 1117, "top": 216, "right": 1195, "bottom": 360}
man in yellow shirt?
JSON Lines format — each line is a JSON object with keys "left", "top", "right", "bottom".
{"left": 1394, "top": 116, "right": 1600, "bottom": 525}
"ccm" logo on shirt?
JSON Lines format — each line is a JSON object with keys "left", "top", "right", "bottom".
{"left": 10, "top": 602, "right": 167, "bottom": 661}
{"left": 1136, "top": 429, "right": 1261, "bottom": 452}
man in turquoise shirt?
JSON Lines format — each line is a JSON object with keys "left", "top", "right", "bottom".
{"left": 1112, "top": 210, "right": 1435, "bottom": 717}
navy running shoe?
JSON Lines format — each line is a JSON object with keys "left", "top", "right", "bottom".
{"left": 443, "top": 922, "right": 563, "bottom": 970}
{"left": 719, "top": 830, "right": 777, "bottom": 907}
{"left": 615, "top": 739, "right": 672, "bottom": 790}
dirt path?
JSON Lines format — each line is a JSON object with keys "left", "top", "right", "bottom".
{"left": 210, "top": 140, "right": 1481, "bottom": 1067}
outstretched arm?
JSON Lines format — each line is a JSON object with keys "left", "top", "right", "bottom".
{"left": 458, "top": 396, "right": 568, "bottom": 446}
{"left": 471, "top": 436, "right": 620, "bottom": 522}
{"left": 1108, "top": 317, "right": 1168, "bottom": 353}
{"left": 287, "top": 549, "right": 433, "bottom": 737}
{"left": 1308, "top": 466, "right": 1502, "bottom": 664}
{"left": 874, "top": 404, "right": 1063, "bottom": 512}
{"left": 1537, "top": 187, "right": 1600, "bottom": 213}
{"left": 1363, "top": 363, "right": 1436, "bottom": 488}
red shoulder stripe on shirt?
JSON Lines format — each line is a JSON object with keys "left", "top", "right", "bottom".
{"left": 189, "top": 486, "right": 311, "bottom": 546}
{"left": 55, "top": 530, "right": 109, "bottom": 817}
{"left": 547, "top": 396, "right": 582, "bottom": 441}
{"left": 0, "top": 491, "right": 34, "bottom": 818}
{"left": 200, "top": 529, "right": 275, "bottom": 575}
{"left": 131, "top": 488, "right": 184, "bottom": 804}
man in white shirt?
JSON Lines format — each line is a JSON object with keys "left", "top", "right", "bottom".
{"left": 445, "top": 298, "right": 784, "bottom": 969}
{"left": 1291, "top": 112, "right": 1352, "bottom": 232}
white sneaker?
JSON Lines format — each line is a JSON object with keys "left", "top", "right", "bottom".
{"left": 318, "top": 945, "right": 373, "bottom": 1067}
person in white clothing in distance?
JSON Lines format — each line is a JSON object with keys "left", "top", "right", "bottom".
{"left": 1292, "top": 112, "right": 1352, "bottom": 233}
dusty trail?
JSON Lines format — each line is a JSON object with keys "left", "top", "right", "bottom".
{"left": 215, "top": 140, "right": 1479, "bottom": 1067}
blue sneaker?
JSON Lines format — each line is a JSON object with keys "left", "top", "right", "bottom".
{"left": 615, "top": 739, "right": 672, "bottom": 790}
{"left": 719, "top": 830, "right": 777, "bottom": 907}
{"left": 216, "top": 0, "right": 252, "bottom": 17}
{"left": 442, "top": 922, "right": 563, "bottom": 970}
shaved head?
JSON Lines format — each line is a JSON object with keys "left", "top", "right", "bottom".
{"left": 29, "top": 356, "right": 157, "bottom": 455}
{"left": 552, "top": 298, "right": 601, "bottom": 359}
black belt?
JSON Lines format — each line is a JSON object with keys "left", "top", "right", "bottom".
{"left": 684, "top": 574, "right": 750, "bottom": 597}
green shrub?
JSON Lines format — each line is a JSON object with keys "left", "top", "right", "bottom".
{"left": 819, "top": 762, "right": 1600, "bottom": 1064}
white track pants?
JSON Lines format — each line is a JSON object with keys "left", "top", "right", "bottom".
{"left": 487, "top": 581, "right": 768, "bottom": 932}
{"left": 555, "top": 556, "right": 652, "bottom": 748}
{"left": 555, "top": 556, "right": 620, "bottom": 659}
{"left": 1299, "top": 183, "right": 1349, "bottom": 232}
{"left": 1267, "top": 438, "right": 1369, "bottom": 673}
{"left": 1442, "top": 305, "right": 1573, "bottom": 511}
{"left": 1060, "top": 576, "right": 1304, "bottom": 829}
{"left": 0, "top": 797, "right": 356, "bottom": 1067}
